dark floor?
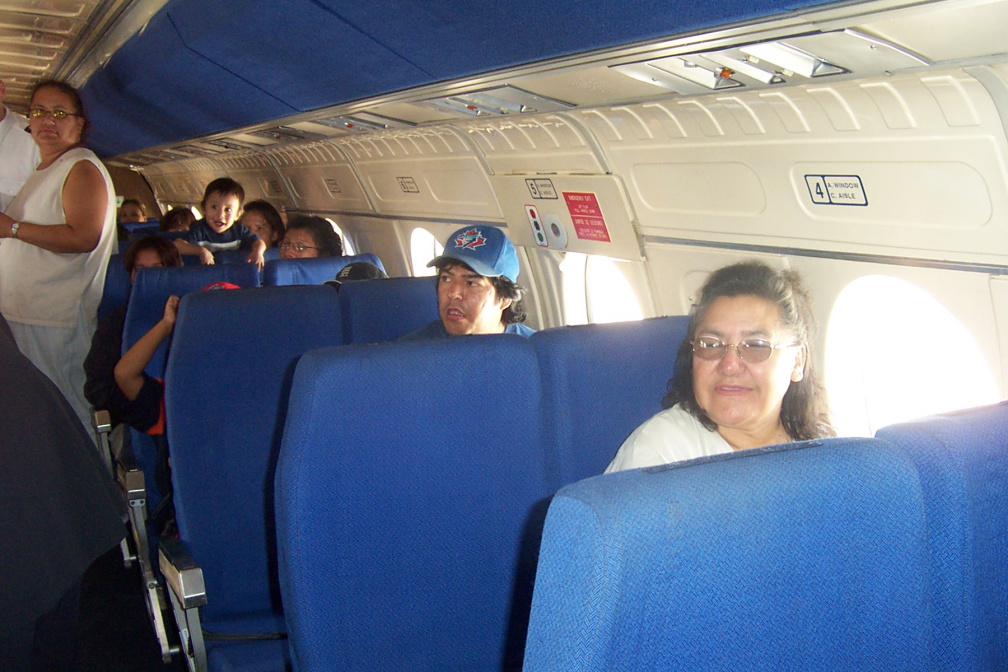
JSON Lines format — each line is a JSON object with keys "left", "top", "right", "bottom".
{"left": 77, "top": 546, "right": 187, "bottom": 672}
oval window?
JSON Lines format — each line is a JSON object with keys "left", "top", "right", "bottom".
{"left": 585, "top": 256, "right": 644, "bottom": 324}
{"left": 410, "top": 227, "right": 443, "bottom": 277}
{"left": 825, "top": 275, "right": 1000, "bottom": 436}
{"left": 324, "top": 218, "right": 355, "bottom": 255}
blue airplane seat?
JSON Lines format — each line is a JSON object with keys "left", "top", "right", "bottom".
{"left": 338, "top": 275, "right": 438, "bottom": 344}
{"left": 530, "top": 315, "right": 690, "bottom": 490}
{"left": 876, "top": 401, "right": 1008, "bottom": 670}
{"left": 98, "top": 253, "right": 130, "bottom": 319}
{"left": 122, "top": 263, "right": 261, "bottom": 511}
{"left": 213, "top": 246, "right": 281, "bottom": 265}
{"left": 163, "top": 285, "right": 344, "bottom": 671}
{"left": 261, "top": 253, "right": 384, "bottom": 286}
{"left": 523, "top": 437, "right": 932, "bottom": 672}
{"left": 123, "top": 219, "right": 161, "bottom": 237}
{"left": 275, "top": 336, "right": 549, "bottom": 672}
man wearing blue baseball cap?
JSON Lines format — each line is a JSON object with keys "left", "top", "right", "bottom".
{"left": 401, "top": 225, "right": 535, "bottom": 339}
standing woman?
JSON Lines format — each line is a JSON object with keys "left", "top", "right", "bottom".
{"left": 0, "top": 80, "right": 117, "bottom": 433}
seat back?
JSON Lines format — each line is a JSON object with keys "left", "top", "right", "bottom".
{"left": 212, "top": 246, "right": 281, "bottom": 265}
{"left": 261, "top": 253, "right": 385, "bottom": 286}
{"left": 338, "top": 276, "right": 439, "bottom": 343}
{"left": 165, "top": 285, "right": 343, "bottom": 633}
{"left": 276, "top": 336, "right": 548, "bottom": 672}
{"left": 524, "top": 438, "right": 932, "bottom": 672}
{"left": 876, "top": 401, "right": 1008, "bottom": 670}
{"left": 122, "top": 263, "right": 260, "bottom": 507}
{"left": 98, "top": 253, "right": 130, "bottom": 319}
{"left": 531, "top": 316, "right": 690, "bottom": 489}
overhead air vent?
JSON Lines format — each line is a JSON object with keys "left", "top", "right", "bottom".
{"left": 247, "top": 126, "right": 326, "bottom": 143}
{"left": 314, "top": 111, "right": 415, "bottom": 132}
{"left": 422, "top": 85, "right": 572, "bottom": 117}
{"left": 611, "top": 30, "right": 928, "bottom": 95}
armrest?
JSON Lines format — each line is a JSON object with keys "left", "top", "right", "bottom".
{"left": 159, "top": 537, "right": 207, "bottom": 610}
{"left": 90, "top": 407, "right": 114, "bottom": 476}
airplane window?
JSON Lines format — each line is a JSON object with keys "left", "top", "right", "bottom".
{"left": 585, "top": 256, "right": 644, "bottom": 324}
{"left": 189, "top": 206, "right": 200, "bottom": 219}
{"left": 410, "top": 227, "right": 443, "bottom": 277}
{"left": 324, "top": 217, "right": 355, "bottom": 255}
{"left": 559, "top": 252, "right": 589, "bottom": 325}
{"left": 825, "top": 275, "right": 1000, "bottom": 436}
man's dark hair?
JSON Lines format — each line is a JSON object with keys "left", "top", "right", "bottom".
{"left": 434, "top": 259, "right": 528, "bottom": 325}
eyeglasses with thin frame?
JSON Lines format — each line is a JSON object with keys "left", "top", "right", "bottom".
{"left": 28, "top": 108, "right": 80, "bottom": 121}
{"left": 279, "top": 241, "right": 317, "bottom": 253}
{"left": 691, "top": 335, "right": 799, "bottom": 363}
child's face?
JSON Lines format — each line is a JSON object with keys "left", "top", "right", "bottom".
{"left": 203, "top": 192, "right": 242, "bottom": 234}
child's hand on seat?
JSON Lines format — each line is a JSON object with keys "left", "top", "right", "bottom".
{"left": 247, "top": 249, "right": 265, "bottom": 271}
{"left": 197, "top": 246, "right": 215, "bottom": 265}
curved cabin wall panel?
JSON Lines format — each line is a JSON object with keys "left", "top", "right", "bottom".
{"left": 140, "top": 158, "right": 223, "bottom": 209}
{"left": 218, "top": 151, "right": 291, "bottom": 206}
{"left": 578, "top": 68, "right": 1008, "bottom": 266}
{"left": 267, "top": 142, "right": 372, "bottom": 214}
{"left": 456, "top": 114, "right": 606, "bottom": 175}
{"left": 333, "top": 128, "right": 503, "bottom": 221}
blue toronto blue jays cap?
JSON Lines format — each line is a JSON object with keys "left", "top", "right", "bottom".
{"left": 428, "top": 226, "right": 520, "bottom": 283}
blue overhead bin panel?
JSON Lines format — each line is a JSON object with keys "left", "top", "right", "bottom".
{"left": 80, "top": 0, "right": 844, "bottom": 157}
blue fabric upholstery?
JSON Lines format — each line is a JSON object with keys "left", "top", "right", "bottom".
{"left": 338, "top": 276, "right": 438, "bottom": 344}
{"left": 164, "top": 285, "right": 342, "bottom": 671}
{"left": 876, "top": 402, "right": 1008, "bottom": 671}
{"left": 276, "top": 336, "right": 549, "bottom": 672}
{"left": 122, "top": 263, "right": 260, "bottom": 508}
{"left": 98, "top": 253, "right": 130, "bottom": 319}
{"left": 213, "top": 247, "right": 281, "bottom": 265}
{"left": 261, "top": 253, "right": 385, "bottom": 286}
{"left": 531, "top": 316, "right": 689, "bottom": 489}
{"left": 523, "top": 438, "right": 931, "bottom": 672}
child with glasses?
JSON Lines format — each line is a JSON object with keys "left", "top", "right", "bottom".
{"left": 605, "top": 260, "right": 834, "bottom": 472}
{"left": 278, "top": 215, "right": 343, "bottom": 259}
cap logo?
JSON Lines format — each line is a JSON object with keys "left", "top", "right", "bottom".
{"left": 453, "top": 228, "right": 486, "bottom": 251}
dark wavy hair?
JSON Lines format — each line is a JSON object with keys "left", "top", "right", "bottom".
{"left": 663, "top": 260, "right": 834, "bottom": 441}
{"left": 160, "top": 207, "right": 195, "bottom": 232}
{"left": 30, "top": 79, "right": 90, "bottom": 141}
{"left": 284, "top": 215, "right": 343, "bottom": 257}
{"left": 241, "top": 200, "right": 285, "bottom": 246}
{"left": 123, "top": 235, "right": 183, "bottom": 276}
{"left": 433, "top": 259, "right": 528, "bottom": 325}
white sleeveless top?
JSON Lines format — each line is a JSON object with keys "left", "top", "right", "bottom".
{"left": 0, "top": 147, "right": 116, "bottom": 328}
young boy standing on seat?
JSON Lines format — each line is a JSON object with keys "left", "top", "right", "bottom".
{"left": 174, "top": 177, "right": 266, "bottom": 269}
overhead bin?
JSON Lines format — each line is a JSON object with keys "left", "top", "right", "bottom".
{"left": 573, "top": 67, "right": 1008, "bottom": 266}
{"left": 334, "top": 127, "right": 503, "bottom": 221}
{"left": 140, "top": 158, "right": 222, "bottom": 207}
{"left": 266, "top": 142, "right": 372, "bottom": 214}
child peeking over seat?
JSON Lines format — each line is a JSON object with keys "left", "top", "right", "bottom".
{"left": 174, "top": 177, "right": 266, "bottom": 269}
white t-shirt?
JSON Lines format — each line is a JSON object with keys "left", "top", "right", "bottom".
{"left": 604, "top": 403, "right": 733, "bottom": 473}
{"left": 0, "top": 109, "right": 40, "bottom": 212}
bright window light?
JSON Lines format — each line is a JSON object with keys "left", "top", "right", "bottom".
{"left": 585, "top": 256, "right": 644, "bottom": 324}
{"left": 558, "top": 252, "right": 588, "bottom": 325}
{"left": 410, "top": 227, "right": 443, "bottom": 277}
{"left": 324, "top": 218, "right": 355, "bottom": 255}
{"left": 825, "top": 275, "right": 1000, "bottom": 436}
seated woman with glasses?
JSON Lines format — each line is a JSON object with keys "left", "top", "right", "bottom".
{"left": 278, "top": 215, "right": 343, "bottom": 259}
{"left": 605, "top": 260, "right": 834, "bottom": 473}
